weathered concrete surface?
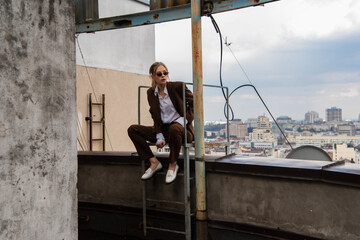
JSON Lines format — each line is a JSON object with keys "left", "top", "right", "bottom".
{"left": 207, "top": 173, "right": 360, "bottom": 240}
{"left": 0, "top": 1, "right": 77, "bottom": 239}
{"left": 78, "top": 154, "right": 196, "bottom": 212}
{"left": 78, "top": 153, "right": 360, "bottom": 239}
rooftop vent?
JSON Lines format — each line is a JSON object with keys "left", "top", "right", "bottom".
{"left": 75, "top": 0, "right": 99, "bottom": 24}
{"left": 150, "top": 0, "right": 190, "bottom": 10}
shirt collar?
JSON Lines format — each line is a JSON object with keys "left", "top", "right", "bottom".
{"left": 154, "top": 84, "right": 168, "bottom": 96}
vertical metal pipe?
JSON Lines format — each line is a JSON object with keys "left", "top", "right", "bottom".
{"left": 102, "top": 94, "right": 105, "bottom": 151}
{"left": 89, "top": 93, "right": 93, "bottom": 151}
{"left": 191, "top": 0, "right": 207, "bottom": 221}
{"left": 142, "top": 160, "right": 147, "bottom": 236}
{"left": 184, "top": 143, "right": 191, "bottom": 239}
{"left": 183, "top": 82, "right": 191, "bottom": 239}
{"left": 138, "top": 87, "right": 141, "bottom": 125}
{"left": 226, "top": 87, "right": 229, "bottom": 155}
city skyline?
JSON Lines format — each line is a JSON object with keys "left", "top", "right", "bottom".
{"left": 205, "top": 107, "right": 359, "bottom": 123}
{"left": 155, "top": 0, "right": 360, "bottom": 121}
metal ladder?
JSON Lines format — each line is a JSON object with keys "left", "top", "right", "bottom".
{"left": 141, "top": 142, "right": 194, "bottom": 239}
{"left": 85, "top": 93, "right": 105, "bottom": 151}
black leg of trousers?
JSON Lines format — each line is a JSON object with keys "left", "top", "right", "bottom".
{"left": 127, "top": 124, "right": 157, "bottom": 162}
{"left": 167, "top": 123, "right": 193, "bottom": 163}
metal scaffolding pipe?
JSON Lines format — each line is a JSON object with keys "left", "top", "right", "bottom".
{"left": 191, "top": 0, "right": 206, "bottom": 222}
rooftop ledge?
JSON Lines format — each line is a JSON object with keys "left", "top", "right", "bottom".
{"left": 78, "top": 151, "right": 360, "bottom": 188}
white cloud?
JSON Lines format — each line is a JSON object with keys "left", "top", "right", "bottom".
{"left": 283, "top": 0, "right": 360, "bottom": 40}
{"left": 315, "top": 71, "right": 360, "bottom": 83}
{"left": 340, "top": 88, "right": 359, "bottom": 97}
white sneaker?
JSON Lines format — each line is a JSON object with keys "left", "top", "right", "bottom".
{"left": 165, "top": 165, "right": 179, "bottom": 184}
{"left": 141, "top": 162, "right": 163, "bottom": 180}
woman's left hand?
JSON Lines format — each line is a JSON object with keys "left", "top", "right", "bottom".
{"left": 156, "top": 141, "right": 166, "bottom": 148}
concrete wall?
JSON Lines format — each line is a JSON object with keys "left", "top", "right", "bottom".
{"left": 0, "top": 1, "right": 77, "bottom": 239}
{"left": 75, "top": 0, "right": 155, "bottom": 74}
{"left": 207, "top": 173, "right": 360, "bottom": 240}
{"left": 78, "top": 154, "right": 360, "bottom": 240}
{"left": 76, "top": 66, "right": 154, "bottom": 151}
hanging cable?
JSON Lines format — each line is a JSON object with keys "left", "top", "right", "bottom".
{"left": 207, "top": 14, "right": 293, "bottom": 150}
{"left": 77, "top": 114, "right": 89, "bottom": 150}
{"left": 228, "top": 84, "right": 293, "bottom": 150}
{"left": 77, "top": 138, "right": 85, "bottom": 151}
{"left": 226, "top": 44, "right": 254, "bottom": 86}
{"left": 75, "top": 34, "right": 114, "bottom": 151}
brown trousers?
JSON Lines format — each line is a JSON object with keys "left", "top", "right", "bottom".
{"left": 128, "top": 123, "right": 193, "bottom": 163}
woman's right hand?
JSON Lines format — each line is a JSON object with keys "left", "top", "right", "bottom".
{"left": 156, "top": 141, "right": 166, "bottom": 149}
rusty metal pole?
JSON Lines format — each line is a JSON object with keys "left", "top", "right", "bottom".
{"left": 191, "top": 0, "right": 206, "bottom": 223}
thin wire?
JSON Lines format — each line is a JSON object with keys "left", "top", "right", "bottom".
{"left": 77, "top": 138, "right": 85, "bottom": 151}
{"left": 76, "top": 34, "right": 114, "bottom": 151}
{"left": 76, "top": 34, "right": 98, "bottom": 103}
{"left": 208, "top": 14, "right": 293, "bottom": 150}
{"left": 226, "top": 44, "right": 254, "bottom": 86}
{"left": 76, "top": 114, "right": 89, "bottom": 150}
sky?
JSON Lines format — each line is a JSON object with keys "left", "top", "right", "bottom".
{"left": 155, "top": 0, "right": 360, "bottom": 122}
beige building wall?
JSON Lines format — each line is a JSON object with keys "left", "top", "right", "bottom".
{"left": 333, "top": 143, "right": 356, "bottom": 161}
{"left": 76, "top": 65, "right": 154, "bottom": 151}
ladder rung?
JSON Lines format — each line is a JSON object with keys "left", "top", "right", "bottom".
{"left": 146, "top": 198, "right": 184, "bottom": 205}
{"left": 147, "top": 226, "right": 185, "bottom": 235}
{"left": 91, "top": 103, "right": 104, "bottom": 106}
{"left": 155, "top": 172, "right": 194, "bottom": 180}
{"left": 92, "top": 121, "right": 104, "bottom": 123}
{"left": 92, "top": 138, "right": 104, "bottom": 141}
{"left": 156, "top": 172, "right": 184, "bottom": 176}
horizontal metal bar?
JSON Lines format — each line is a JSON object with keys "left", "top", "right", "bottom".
{"left": 76, "top": 0, "right": 278, "bottom": 33}
{"left": 184, "top": 81, "right": 229, "bottom": 92}
{"left": 76, "top": 4, "right": 190, "bottom": 33}
{"left": 92, "top": 121, "right": 104, "bottom": 123}
{"left": 92, "top": 138, "right": 104, "bottom": 141}
{"left": 146, "top": 198, "right": 184, "bottom": 205}
{"left": 147, "top": 226, "right": 186, "bottom": 235}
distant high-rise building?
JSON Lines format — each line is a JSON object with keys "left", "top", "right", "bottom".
{"left": 228, "top": 119, "right": 248, "bottom": 139}
{"left": 276, "top": 115, "right": 292, "bottom": 123}
{"left": 338, "top": 124, "right": 355, "bottom": 136}
{"left": 246, "top": 118, "right": 258, "bottom": 133}
{"left": 246, "top": 118, "right": 258, "bottom": 128}
{"left": 326, "top": 107, "right": 342, "bottom": 122}
{"left": 305, "top": 111, "right": 320, "bottom": 124}
{"left": 258, "top": 116, "right": 272, "bottom": 129}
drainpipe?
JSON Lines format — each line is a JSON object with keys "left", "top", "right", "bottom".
{"left": 191, "top": 0, "right": 206, "bottom": 223}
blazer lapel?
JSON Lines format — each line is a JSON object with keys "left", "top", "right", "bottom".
{"left": 167, "top": 82, "right": 183, "bottom": 117}
{"left": 149, "top": 89, "right": 161, "bottom": 121}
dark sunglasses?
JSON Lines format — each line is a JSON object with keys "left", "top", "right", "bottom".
{"left": 156, "top": 71, "right": 169, "bottom": 77}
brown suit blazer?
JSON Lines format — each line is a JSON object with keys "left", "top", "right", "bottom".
{"left": 147, "top": 81, "right": 194, "bottom": 139}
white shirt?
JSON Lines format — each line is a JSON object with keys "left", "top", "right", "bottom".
{"left": 154, "top": 85, "right": 185, "bottom": 143}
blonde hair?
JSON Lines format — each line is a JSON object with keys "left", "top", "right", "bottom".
{"left": 149, "top": 62, "right": 168, "bottom": 89}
